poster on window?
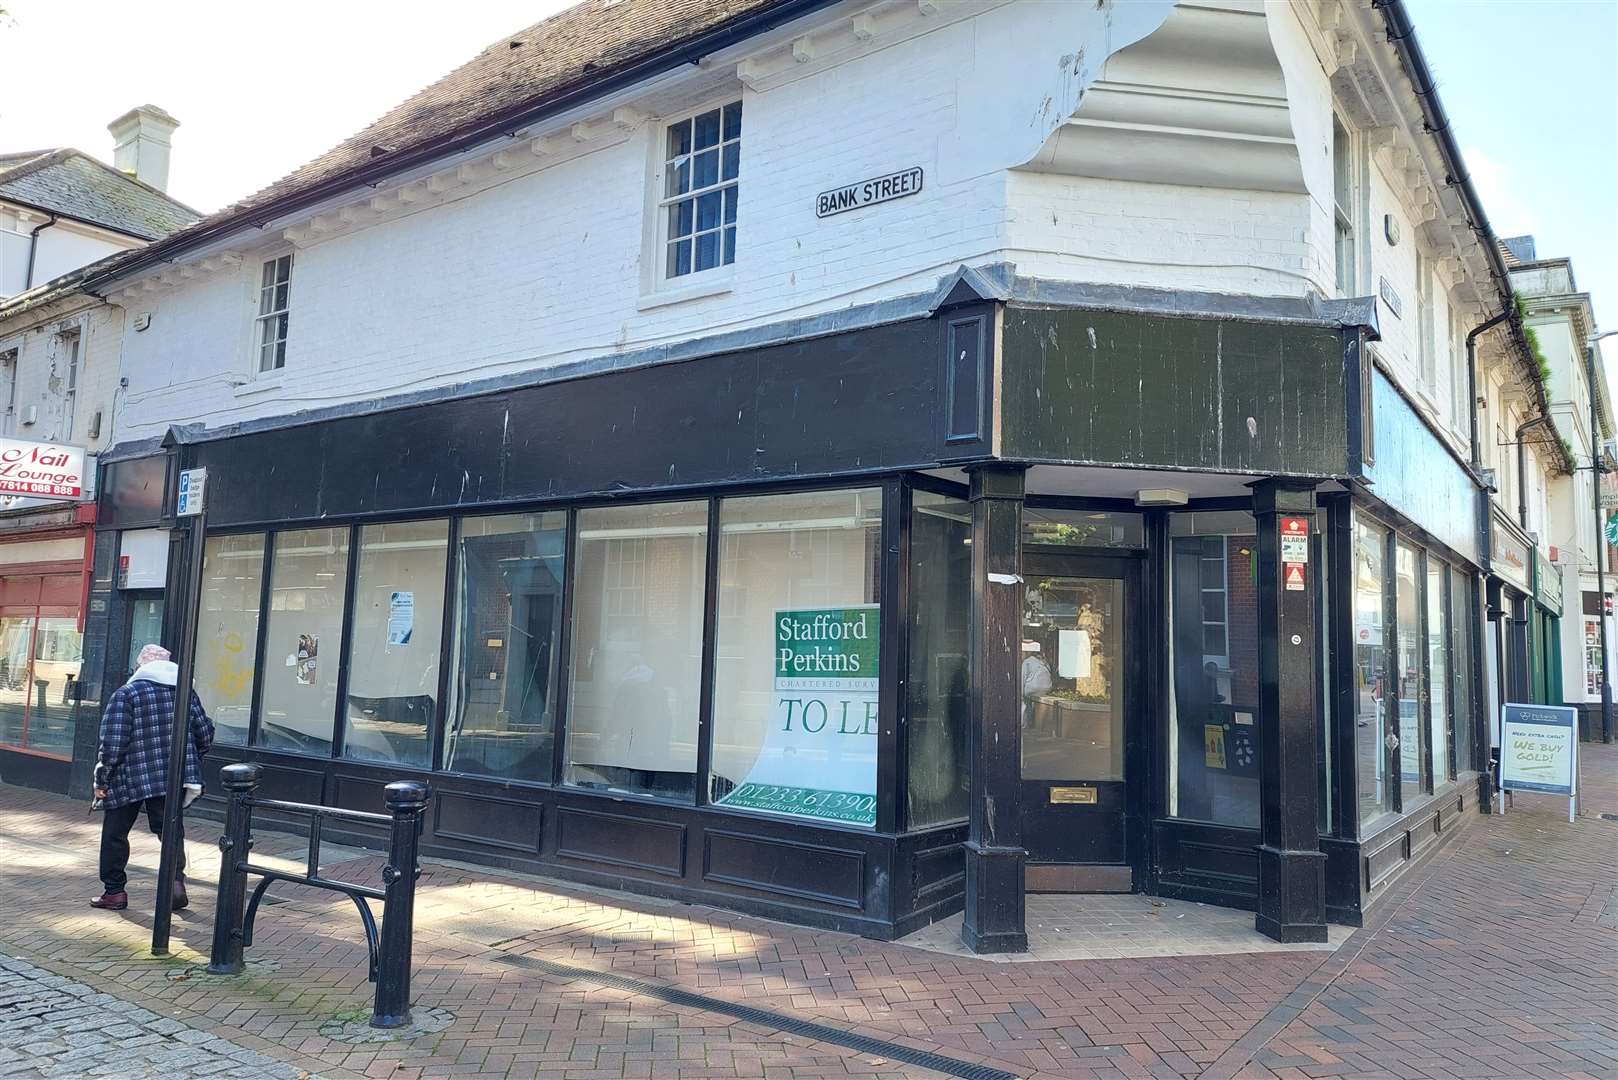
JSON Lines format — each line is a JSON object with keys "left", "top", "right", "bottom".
{"left": 715, "top": 605, "right": 879, "bottom": 827}
{"left": 387, "top": 591, "right": 415, "bottom": 645}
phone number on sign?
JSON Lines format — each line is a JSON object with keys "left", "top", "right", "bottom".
{"left": 0, "top": 481, "right": 80, "bottom": 497}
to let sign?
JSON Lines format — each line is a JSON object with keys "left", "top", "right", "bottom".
{"left": 816, "top": 166, "right": 923, "bottom": 218}
{"left": 0, "top": 437, "right": 88, "bottom": 499}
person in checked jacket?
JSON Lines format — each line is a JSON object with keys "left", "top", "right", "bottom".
{"left": 90, "top": 644, "right": 215, "bottom": 912}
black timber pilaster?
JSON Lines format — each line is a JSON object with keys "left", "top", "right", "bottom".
{"left": 960, "top": 463, "right": 1027, "bottom": 954}
{"left": 1251, "top": 479, "right": 1328, "bottom": 943}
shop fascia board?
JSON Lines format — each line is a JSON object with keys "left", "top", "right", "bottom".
{"left": 95, "top": 267, "right": 1377, "bottom": 465}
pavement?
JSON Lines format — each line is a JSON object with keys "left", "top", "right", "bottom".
{"left": 0, "top": 744, "right": 1612, "bottom": 1080}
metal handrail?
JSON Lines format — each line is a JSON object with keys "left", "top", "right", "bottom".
{"left": 206, "top": 762, "right": 430, "bottom": 1028}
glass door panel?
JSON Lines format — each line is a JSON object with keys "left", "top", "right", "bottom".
{"left": 1020, "top": 563, "right": 1134, "bottom": 874}
{"left": 0, "top": 615, "right": 35, "bottom": 749}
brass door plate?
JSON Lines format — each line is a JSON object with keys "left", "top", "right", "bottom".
{"left": 1049, "top": 785, "right": 1098, "bottom": 804}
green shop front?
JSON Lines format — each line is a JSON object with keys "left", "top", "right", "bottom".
{"left": 79, "top": 276, "right": 1484, "bottom": 949}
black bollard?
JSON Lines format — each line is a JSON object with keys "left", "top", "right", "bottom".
{"left": 370, "top": 779, "right": 429, "bottom": 1029}
{"left": 207, "top": 763, "right": 261, "bottom": 975}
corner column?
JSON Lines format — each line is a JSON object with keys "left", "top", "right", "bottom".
{"left": 961, "top": 463, "right": 1028, "bottom": 954}
{"left": 1251, "top": 478, "right": 1328, "bottom": 943}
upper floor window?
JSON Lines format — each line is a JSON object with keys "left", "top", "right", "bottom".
{"left": 0, "top": 347, "right": 16, "bottom": 436}
{"left": 57, "top": 328, "right": 80, "bottom": 436}
{"left": 1333, "top": 116, "right": 1358, "bottom": 296}
{"left": 661, "top": 102, "right": 740, "bottom": 280}
{"left": 256, "top": 254, "right": 293, "bottom": 372}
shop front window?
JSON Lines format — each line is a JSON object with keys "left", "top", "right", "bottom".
{"left": 1395, "top": 540, "right": 1426, "bottom": 801}
{"left": 256, "top": 527, "right": 350, "bottom": 756}
{"left": 1452, "top": 574, "right": 1475, "bottom": 775}
{"left": 1427, "top": 560, "right": 1449, "bottom": 785}
{"left": 565, "top": 501, "right": 706, "bottom": 800}
{"left": 342, "top": 520, "right": 449, "bottom": 768}
{"left": 197, "top": 534, "right": 265, "bottom": 746}
{"left": 1355, "top": 517, "right": 1392, "bottom": 829}
{"left": 907, "top": 492, "right": 971, "bottom": 828}
{"left": 25, "top": 617, "right": 81, "bottom": 758}
{"left": 1167, "top": 512, "right": 1260, "bottom": 828}
{"left": 708, "top": 489, "right": 882, "bottom": 826}
{"left": 444, "top": 511, "right": 568, "bottom": 781}
{"left": 0, "top": 615, "right": 35, "bottom": 749}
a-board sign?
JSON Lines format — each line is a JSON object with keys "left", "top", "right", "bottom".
{"left": 1500, "top": 702, "right": 1578, "bottom": 822}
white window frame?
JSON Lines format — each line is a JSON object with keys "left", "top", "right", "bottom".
{"left": 641, "top": 97, "right": 741, "bottom": 307}
{"left": 254, "top": 252, "right": 293, "bottom": 374}
{"left": 55, "top": 325, "right": 81, "bottom": 439}
{"left": 0, "top": 343, "right": 17, "bottom": 437}
{"left": 1416, "top": 249, "right": 1435, "bottom": 391}
{"left": 1200, "top": 538, "right": 1232, "bottom": 669}
{"left": 1332, "top": 114, "right": 1363, "bottom": 298}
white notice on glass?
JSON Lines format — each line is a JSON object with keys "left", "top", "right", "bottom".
{"left": 387, "top": 591, "right": 415, "bottom": 645}
{"left": 1058, "top": 629, "right": 1092, "bottom": 679}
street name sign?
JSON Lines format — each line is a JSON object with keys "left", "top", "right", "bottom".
{"left": 816, "top": 167, "right": 923, "bottom": 218}
{"left": 1500, "top": 702, "right": 1578, "bottom": 823}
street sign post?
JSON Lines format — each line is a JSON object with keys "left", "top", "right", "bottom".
{"left": 152, "top": 464, "right": 209, "bottom": 956}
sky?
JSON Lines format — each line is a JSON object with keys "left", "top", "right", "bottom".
{"left": 1407, "top": 0, "right": 1618, "bottom": 385}
{"left": 1, "top": 0, "right": 1614, "bottom": 372}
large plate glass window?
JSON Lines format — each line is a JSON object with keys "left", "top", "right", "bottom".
{"left": 565, "top": 501, "right": 707, "bottom": 800}
{"left": 708, "top": 488, "right": 882, "bottom": 827}
{"left": 907, "top": 491, "right": 971, "bottom": 827}
{"left": 256, "top": 527, "right": 349, "bottom": 755}
{"left": 1426, "top": 559, "right": 1449, "bottom": 785}
{"left": 197, "top": 533, "right": 266, "bottom": 746}
{"left": 662, "top": 102, "right": 740, "bottom": 279}
{"left": 1451, "top": 573, "right": 1475, "bottom": 775}
{"left": 1167, "top": 511, "right": 1260, "bottom": 828}
{"left": 1395, "top": 540, "right": 1427, "bottom": 801}
{"left": 1355, "top": 516, "right": 1392, "bottom": 829}
{"left": 0, "top": 615, "right": 36, "bottom": 751}
{"left": 444, "top": 511, "right": 568, "bottom": 781}
{"left": 342, "top": 520, "right": 449, "bottom": 768}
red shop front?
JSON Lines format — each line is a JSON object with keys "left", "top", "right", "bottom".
{"left": 0, "top": 503, "right": 95, "bottom": 792}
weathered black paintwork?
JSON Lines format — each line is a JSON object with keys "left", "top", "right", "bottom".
{"left": 80, "top": 298, "right": 1482, "bottom": 943}
{"left": 960, "top": 464, "right": 1028, "bottom": 953}
{"left": 998, "top": 306, "right": 1350, "bottom": 476}
{"left": 105, "top": 316, "right": 989, "bottom": 531}
{"left": 1251, "top": 480, "right": 1327, "bottom": 942}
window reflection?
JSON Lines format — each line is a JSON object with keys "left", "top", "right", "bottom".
{"left": 907, "top": 493, "right": 971, "bottom": 827}
{"left": 197, "top": 535, "right": 263, "bottom": 746}
{"left": 1355, "top": 517, "right": 1392, "bottom": 828}
{"left": 256, "top": 527, "right": 349, "bottom": 756}
{"left": 343, "top": 520, "right": 449, "bottom": 768}
{"left": 565, "top": 501, "right": 707, "bottom": 800}
{"left": 1167, "top": 512, "right": 1259, "bottom": 828}
{"left": 444, "top": 512, "right": 567, "bottom": 781}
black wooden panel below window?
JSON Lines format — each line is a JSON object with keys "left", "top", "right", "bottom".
{"left": 556, "top": 807, "right": 685, "bottom": 877}
{"left": 702, "top": 829, "right": 864, "bottom": 909}
{"left": 434, "top": 791, "right": 543, "bottom": 854}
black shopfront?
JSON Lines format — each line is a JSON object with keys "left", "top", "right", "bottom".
{"left": 78, "top": 280, "right": 1488, "bottom": 949}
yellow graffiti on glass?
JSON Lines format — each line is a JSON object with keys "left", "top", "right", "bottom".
{"left": 207, "top": 631, "right": 255, "bottom": 703}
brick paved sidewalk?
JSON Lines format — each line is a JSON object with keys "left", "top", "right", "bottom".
{"left": 0, "top": 742, "right": 1613, "bottom": 1079}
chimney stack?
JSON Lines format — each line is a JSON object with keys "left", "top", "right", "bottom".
{"left": 108, "top": 105, "right": 179, "bottom": 193}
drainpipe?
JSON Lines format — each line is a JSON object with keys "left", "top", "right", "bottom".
{"left": 23, "top": 213, "right": 58, "bottom": 291}
{"left": 1515, "top": 414, "right": 1552, "bottom": 530}
{"left": 1467, "top": 311, "right": 1511, "bottom": 469}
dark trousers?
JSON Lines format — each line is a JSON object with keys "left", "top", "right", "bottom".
{"left": 99, "top": 795, "right": 185, "bottom": 893}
